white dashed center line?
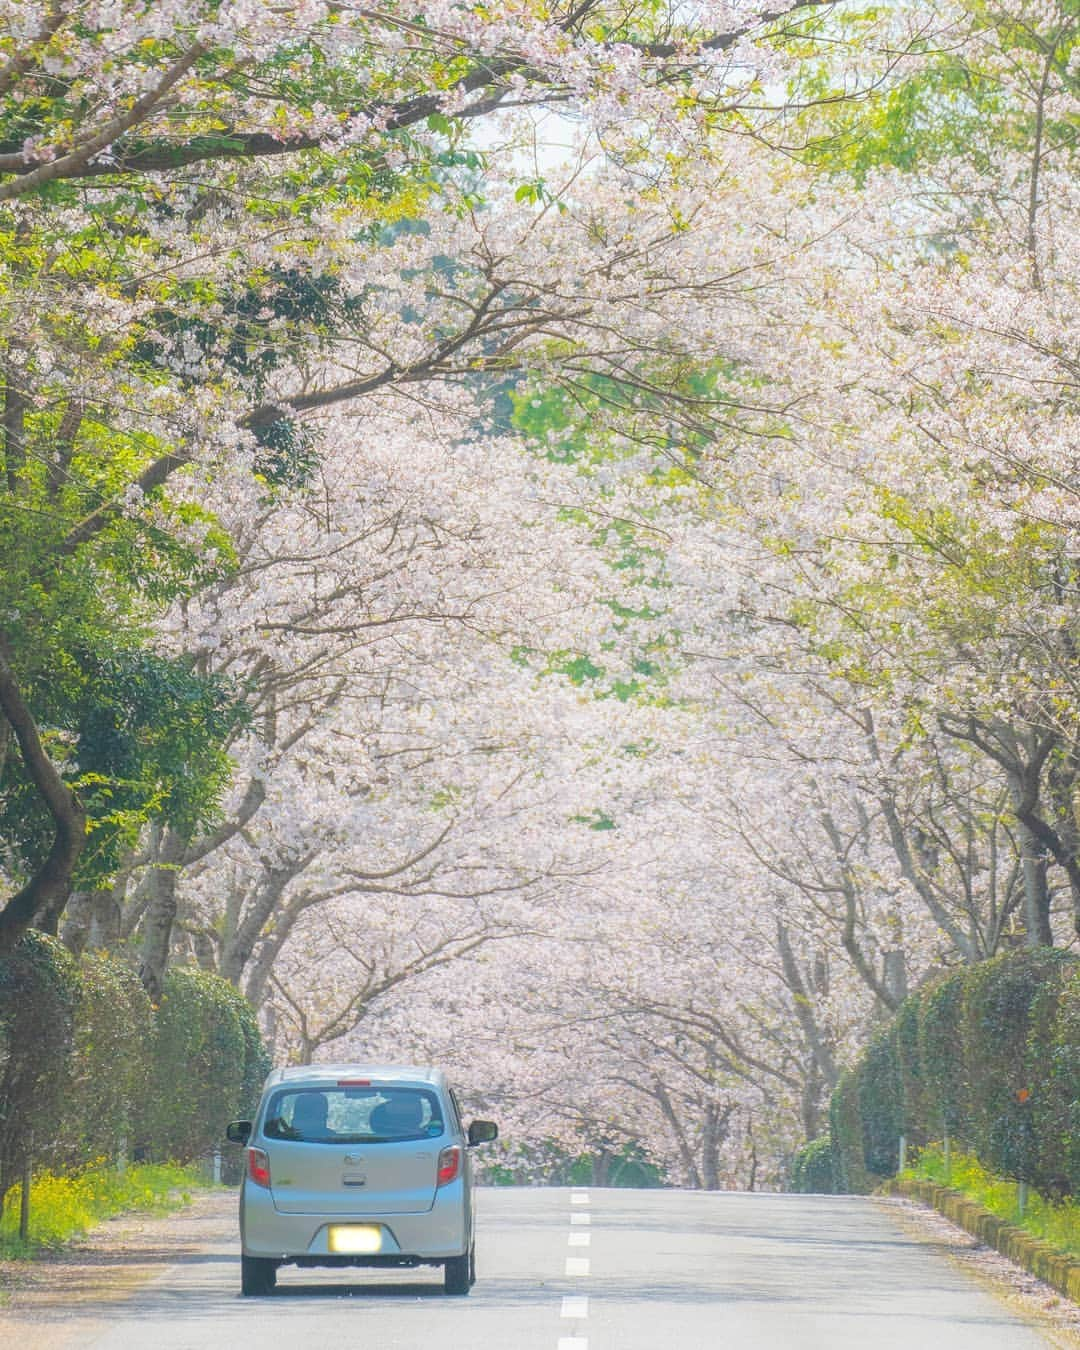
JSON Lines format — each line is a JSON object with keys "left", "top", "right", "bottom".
{"left": 560, "top": 1192, "right": 591, "bottom": 1347}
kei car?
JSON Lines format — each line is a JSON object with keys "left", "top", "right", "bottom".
{"left": 226, "top": 1063, "right": 498, "bottom": 1296}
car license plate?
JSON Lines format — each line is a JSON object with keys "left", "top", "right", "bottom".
{"left": 328, "top": 1224, "right": 383, "bottom": 1254}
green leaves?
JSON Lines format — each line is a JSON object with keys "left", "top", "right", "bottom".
{"left": 789, "top": 2, "right": 1078, "bottom": 186}
{"left": 76, "top": 648, "right": 249, "bottom": 840}
{"left": 571, "top": 808, "right": 617, "bottom": 831}
{"left": 0, "top": 639, "right": 250, "bottom": 888}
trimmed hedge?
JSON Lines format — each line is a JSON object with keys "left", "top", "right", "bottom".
{"left": 830, "top": 1068, "right": 872, "bottom": 1195}
{"left": 0, "top": 934, "right": 79, "bottom": 1211}
{"left": 859, "top": 1026, "right": 905, "bottom": 1176}
{"left": 1040, "top": 965, "right": 1080, "bottom": 1199}
{"left": 791, "top": 1136, "right": 838, "bottom": 1193}
{"left": 918, "top": 969, "right": 967, "bottom": 1134}
{"left": 55, "top": 954, "right": 154, "bottom": 1171}
{"left": 145, "top": 966, "right": 269, "bottom": 1163}
{"left": 0, "top": 937, "right": 269, "bottom": 1202}
{"left": 827, "top": 950, "right": 1079, "bottom": 1197}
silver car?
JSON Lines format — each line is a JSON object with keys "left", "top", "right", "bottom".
{"left": 226, "top": 1063, "right": 498, "bottom": 1296}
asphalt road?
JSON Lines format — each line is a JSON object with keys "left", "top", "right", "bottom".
{"left": 79, "top": 1187, "right": 1059, "bottom": 1349}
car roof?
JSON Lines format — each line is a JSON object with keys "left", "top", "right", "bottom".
{"left": 261, "top": 1063, "right": 447, "bottom": 1091}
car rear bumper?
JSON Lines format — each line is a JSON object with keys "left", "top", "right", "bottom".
{"left": 239, "top": 1179, "right": 469, "bottom": 1262}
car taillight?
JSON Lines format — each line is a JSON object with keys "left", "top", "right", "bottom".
{"left": 436, "top": 1145, "right": 461, "bottom": 1187}
{"left": 248, "top": 1147, "right": 271, "bottom": 1188}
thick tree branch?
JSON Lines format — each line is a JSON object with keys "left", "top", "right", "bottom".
{"left": 58, "top": 449, "right": 189, "bottom": 558}
{"left": 0, "top": 41, "right": 209, "bottom": 202}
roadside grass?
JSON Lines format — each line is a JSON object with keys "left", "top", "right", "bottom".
{"left": 0, "top": 1162, "right": 204, "bottom": 1256}
{"left": 903, "top": 1144, "right": 1080, "bottom": 1260}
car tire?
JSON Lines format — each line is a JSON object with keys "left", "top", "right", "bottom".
{"left": 241, "top": 1254, "right": 277, "bottom": 1296}
{"left": 444, "top": 1251, "right": 471, "bottom": 1296}
{"left": 469, "top": 1240, "right": 476, "bottom": 1287}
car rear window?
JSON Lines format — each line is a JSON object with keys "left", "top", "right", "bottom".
{"left": 263, "top": 1086, "right": 445, "bottom": 1144}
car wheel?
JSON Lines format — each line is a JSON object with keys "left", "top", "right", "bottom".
{"left": 241, "top": 1254, "right": 277, "bottom": 1296}
{"left": 444, "top": 1251, "right": 471, "bottom": 1296}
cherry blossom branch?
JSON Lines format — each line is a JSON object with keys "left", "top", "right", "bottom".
{"left": 0, "top": 1, "right": 68, "bottom": 101}
{"left": 0, "top": 2, "right": 847, "bottom": 197}
{"left": 0, "top": 41, "right": 210, "bottom": 203}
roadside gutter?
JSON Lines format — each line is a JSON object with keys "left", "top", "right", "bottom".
{"left": 885, "top": 1176, "right": 1080, "bottom": 1305}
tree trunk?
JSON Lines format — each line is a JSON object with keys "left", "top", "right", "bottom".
{"left": 747, "top": 1136, "right": 759, "bottom": 1192}
{"left": 137, "top": 827, "right": 187, "bottom": 999}
{"left": 801, "top": 1058, "right": 824, "bottom": 1142}
{"left": 1016, "top": 819, "right": 1053, "bottom": 948}
{"left": 0, "top": 641, "right": 86, "bottom": 952}
{"left": 60, "top": 886, "right": 118, "bottom": 955}
{"left": 262, "top": 1001, "right": 278, "bottom": 1061}
{"left": 3, "top": 358, "right": 28, "bottom": 494}
{"left": 19, "top": 1156, "right": 31, "bottom": 1241}
{"left": 652, "top": 1080, "right": 702, "bottom": 1189}
{"left": 882, "top": 949, "right": 907, "bottom": 1005}
{"left": 242, "top": 896, "right": 311, "bottom": 1008}
{"left": 220, "top": 861, "right": 305, "bottom": 986}
{"left": 90, "top": 883, "right": 124, "bottom": 950}
{"left": 190, "top": 928, "right": 218, "bottom": 972}
{"left": 60, "top": 890, "right": 95, "bottom": 955}
{"left": 701, "top": 1104, "right": 721, "bottom": 1191}
{"left": 1046, "top": 754, "right": 1080, "bottom": 940}
{"left": 776, "top": 923, "right": 838, "bottom": 1099}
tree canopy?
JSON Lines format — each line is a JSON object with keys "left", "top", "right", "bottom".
{"left": 1, "top": 0, "right": 1078, "bottom": 1187}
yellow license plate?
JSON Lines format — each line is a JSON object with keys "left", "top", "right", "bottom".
{"left": 328, "top": 1224, "right": 383, "bottom": 1255}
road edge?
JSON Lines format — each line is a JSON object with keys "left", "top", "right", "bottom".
{"left": 884, "top": 1177, "right": 1080, "bottom": 1307}
{"left": 0, "top": 1188, "right": 238, "bottom": 1348}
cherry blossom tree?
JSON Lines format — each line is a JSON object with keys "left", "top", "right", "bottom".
{"left": 2, "top": 0, "right": 885, "bottom": 946}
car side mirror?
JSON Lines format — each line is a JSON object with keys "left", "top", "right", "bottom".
{"left": 226, "top": 1120, "right": 252, "bottom": 1145}
{"left": 468, "top": 1119, "right": 498, "bottom": 1147}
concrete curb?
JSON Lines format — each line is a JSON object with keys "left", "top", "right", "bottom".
{"left": 885, "top": 1176, "right": 1080, "bottom": 1305}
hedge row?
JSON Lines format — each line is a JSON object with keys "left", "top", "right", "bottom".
{"left": 789, "top": 1135, "right": 836, "bottom": 1195}
{"left": 793, "top": 949, "right": 1080, "bottom": 1197}
{"left": 0, "top": 934, "right": 269, "bottom": 1208}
